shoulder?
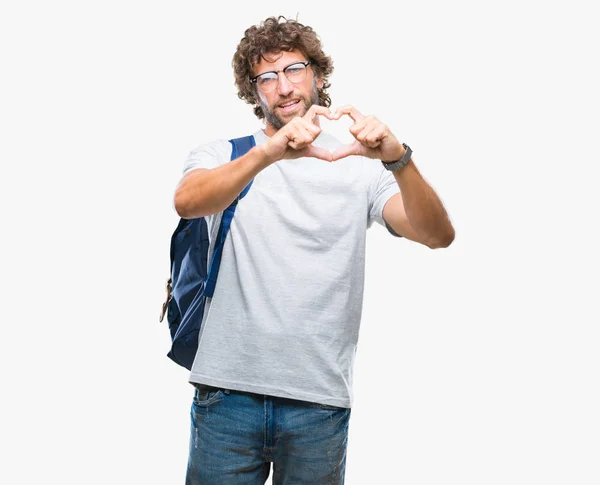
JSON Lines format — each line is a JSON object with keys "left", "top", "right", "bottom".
{"left": 183, "top": 138, "right": 233, "bottom": 175}
{"left": 187, "top": 138, "right": 232, "bottom": 160}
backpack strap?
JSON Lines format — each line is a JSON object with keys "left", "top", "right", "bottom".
{"left": 204, "top": 135, "right": 256, "bottom": 297}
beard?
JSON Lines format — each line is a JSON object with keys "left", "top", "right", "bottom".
{"left": 258, "top": 80, "right": 321, "bottom": 131}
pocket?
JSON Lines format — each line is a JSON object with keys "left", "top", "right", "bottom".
{"left": 315, "top": 403, "right": 351, "bottom": 427}
{"left": 192, "top": 384, "right": 225, "bottom": 407}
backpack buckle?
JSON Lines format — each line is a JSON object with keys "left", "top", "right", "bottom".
{"left": 159, "top": 278, "right": 172, "bottom": 322}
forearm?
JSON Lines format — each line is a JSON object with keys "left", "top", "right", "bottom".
{"left": 174, "top": 146, "right": 271, "bottom": 219}
{"left": 393, "top": 161, "right": 455, "bottom": 248}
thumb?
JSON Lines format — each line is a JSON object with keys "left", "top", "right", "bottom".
{"left": 301, "top": 144, "right": 333, "bottom": 162}
{"left": 331, "top": 144, "right": 355, "bottom": 161}
{"left": 331, "top": 140, "right": 366, "bottom": 161}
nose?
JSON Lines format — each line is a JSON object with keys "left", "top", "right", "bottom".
{"left": 276, "top": 72, "right": 294, "bottom": 96}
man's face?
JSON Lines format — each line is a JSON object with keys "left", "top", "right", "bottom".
{"left": 252, "top": 49, "right": 324, "bottom": 136}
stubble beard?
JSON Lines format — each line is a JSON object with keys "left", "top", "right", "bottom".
{"left": 258, "top": 81, "right": 321, "bottom": 131}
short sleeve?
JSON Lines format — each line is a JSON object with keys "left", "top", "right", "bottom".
{"left": 368, "top": 164, "right": 401, "bottom": 234}
{"left": 182, "top": 139, "right": 233, "bottom": 176}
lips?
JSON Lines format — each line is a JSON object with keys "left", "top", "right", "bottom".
{"left": 279, "top": 99, "right": 301, "bottom": 112}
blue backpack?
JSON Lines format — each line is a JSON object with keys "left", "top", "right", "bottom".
{"left": 160, "top": 135, "right": 256, "bottom": 370}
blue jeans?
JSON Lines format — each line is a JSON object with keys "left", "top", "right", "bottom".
{"left": 185, "top": 384, "right": 351, "bottom": 484}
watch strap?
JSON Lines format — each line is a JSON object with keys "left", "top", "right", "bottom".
{"left": 381, "top": 143, "right": 412, "bottom": 171}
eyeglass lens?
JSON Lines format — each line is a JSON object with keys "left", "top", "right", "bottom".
{"left": 256, "top": 63, "right": 308, "bottom": 92}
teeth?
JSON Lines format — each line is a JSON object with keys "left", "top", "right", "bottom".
{"left": 281, "top": 100, "right": 298, "bottom": 107}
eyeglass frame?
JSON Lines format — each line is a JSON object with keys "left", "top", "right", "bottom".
{"left": 250, "top": 61, "right": 312, "bottom": 91}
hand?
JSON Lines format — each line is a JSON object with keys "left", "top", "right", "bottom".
{"left": 260, "top": 105, "right": 335, "bottom": 165}
{"left": 330, "top": 105, "right": 406, "bottom": 163}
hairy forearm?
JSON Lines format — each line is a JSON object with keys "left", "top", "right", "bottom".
{"left": 393, "top": 161, "right": 455, "bottom": 248}
{"left": 174, "top": 146, "right": 271, "bottom": 219}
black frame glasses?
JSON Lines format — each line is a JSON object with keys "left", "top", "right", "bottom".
{"left": 250, "top": 61, "right": 311, "bottom": 93}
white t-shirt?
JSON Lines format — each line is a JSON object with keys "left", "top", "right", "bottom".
{"left": 182, "top": 128, "right": 400, "bottom": 408}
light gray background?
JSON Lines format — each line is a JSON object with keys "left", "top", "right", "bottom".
{"left": 1, "top": 1, "right": 598, "bottom": 484}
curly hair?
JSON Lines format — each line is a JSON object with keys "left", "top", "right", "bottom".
{"left": 232, "top": 16, "right": 334, "bottom": 120}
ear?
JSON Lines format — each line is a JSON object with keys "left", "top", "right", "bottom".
{"left": 316, "top": 77, "right": 324, "bottom": 89}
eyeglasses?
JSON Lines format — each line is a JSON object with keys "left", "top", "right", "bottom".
{"left": 250, "top": 61, "right": 311, "bottom": 93}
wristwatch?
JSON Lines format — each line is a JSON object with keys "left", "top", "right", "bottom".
{"left": 381, "top": 143, "right": 412, "bottom": 171}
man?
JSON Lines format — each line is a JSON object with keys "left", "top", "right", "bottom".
{"left": 173, "top": 15, "right": 454, "bottom": 485}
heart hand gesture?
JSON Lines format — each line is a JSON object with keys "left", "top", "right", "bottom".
{"left": 330, "top": 105, "right": 405, "bottom": 163}
{"left": 260, "top": 105, "right": 335, "bottom": 164}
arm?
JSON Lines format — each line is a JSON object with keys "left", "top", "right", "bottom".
{"left": 382, "top": 158, "right": 455, "bottom": 249}
{"left": 174, "top": 105, "right": 335, "bottom": 219}
{"left": 329, "top": 105, "right": 454, "bottom": 249}
{"left": 174, "top": 146, "right": 270, "bottom": 219}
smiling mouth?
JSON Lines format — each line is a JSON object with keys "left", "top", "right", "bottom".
{"left": 278, "top": 99, "right": 301, "bottom": 112}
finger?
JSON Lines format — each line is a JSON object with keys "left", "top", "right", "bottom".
{"left": 358, "top": 125, "right": 384, "bottom": 148}
{"left": 303, "top": 104, "right": 333, "bottom": 122}
{"left": 297, "top": 117, "right": 322, "bottom": 138}
{"left": 287, "top": 124, "right": 315, "bottom": 150}
{"left": 332, "top": 104, "right": 366, "bottom": 122}
{"left": 349, "top": 117, "right": 371, "bottom": 137}
{"left": 301, "top": 144, "right": 333, "bottom": 162}
{"left": 331, "top": 140, "right": 362, "bottom": 161}
{"left": 365, "top": 125, "right": 387, "bottom": 147}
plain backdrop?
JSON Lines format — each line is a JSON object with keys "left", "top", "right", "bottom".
{"left": 1, "top": 1, "right": 598, "bottom": 484}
